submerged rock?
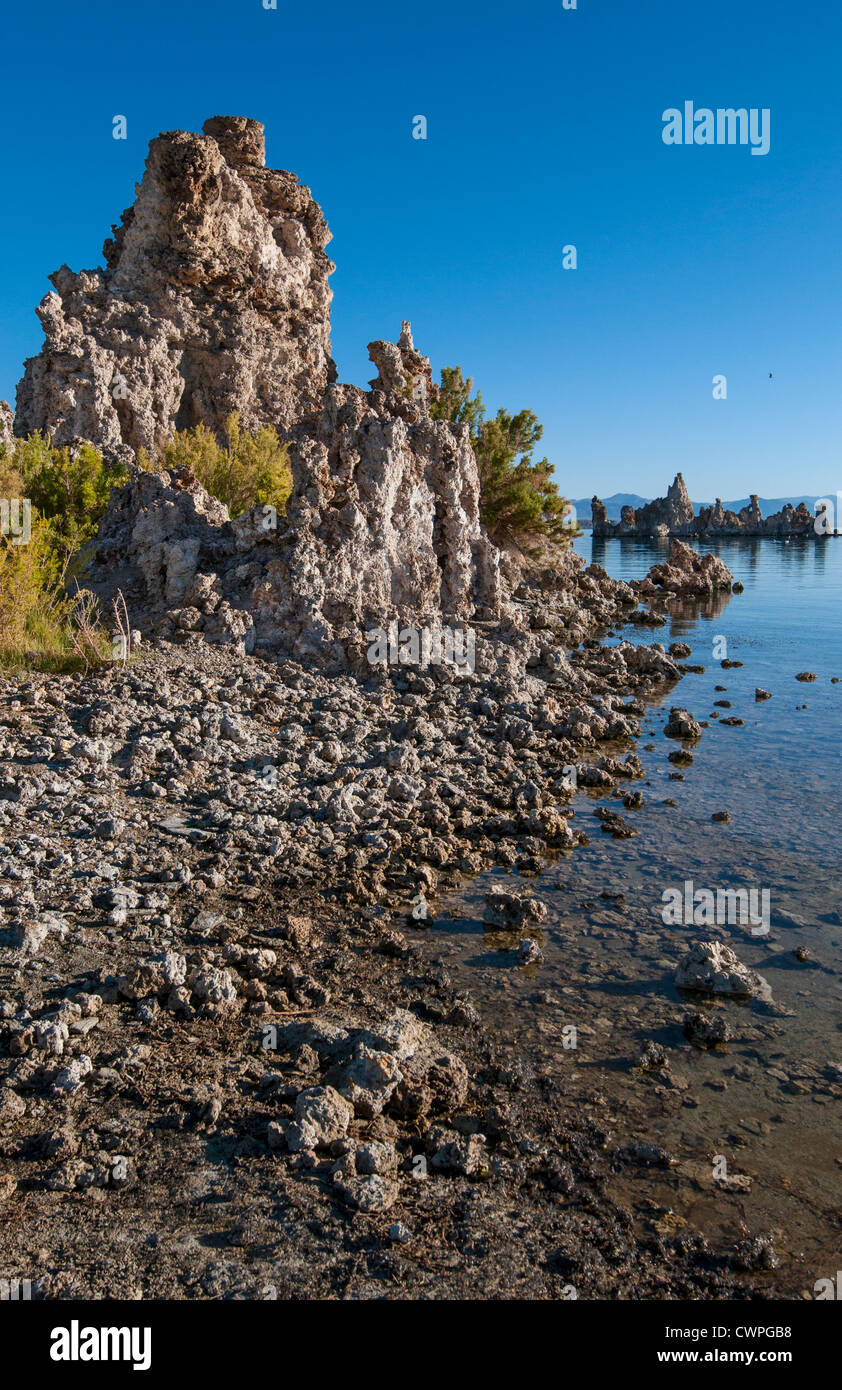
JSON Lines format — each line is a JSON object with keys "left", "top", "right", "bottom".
{"left": 675, "top": 942, "right": 768, "bottom": 999}
{"left": 484, "top": 891, "right": 548, "bottom": 930}
{"left": 683, "top": 1010, "right": 733, "bottom": 1048}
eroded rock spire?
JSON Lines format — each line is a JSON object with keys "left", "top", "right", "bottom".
{"left": 16, "top": 116, "right": 336, "bottom": 462}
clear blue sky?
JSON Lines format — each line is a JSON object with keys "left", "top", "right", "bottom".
{"left": 0, "top": 0, "right": 839, "bottom": 499}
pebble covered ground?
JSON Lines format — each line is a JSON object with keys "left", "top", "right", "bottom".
{"left": 0, "top": 558, "right": 786, "bottom": 1299}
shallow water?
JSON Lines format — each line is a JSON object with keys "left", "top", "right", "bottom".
{"left": 430, "top": 535, "right": 842, "bottom": 1295}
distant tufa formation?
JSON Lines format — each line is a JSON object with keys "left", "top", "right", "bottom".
{"left": 5, "top": 117, "right": 501, "bottom": 663}
{"left": 592, "top": 473, "right": 819, "bottom": 539}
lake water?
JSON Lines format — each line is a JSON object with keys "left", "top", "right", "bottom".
{"left": 431, "top": 534, "right": 842, "bottom": 1296}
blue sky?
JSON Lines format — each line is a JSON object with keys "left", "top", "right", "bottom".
{"left": 0, "top": 0, "right": 839, "bottom": 499}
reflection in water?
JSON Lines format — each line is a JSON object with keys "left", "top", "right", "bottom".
{"left": 590, "top": 532, "right": 835, "bottom": 579}
{"left": 665, "top": 590, "right": 733, "bottom": 624}
{"left": 430, "top": 534, "right": 842, "bottom": 1295}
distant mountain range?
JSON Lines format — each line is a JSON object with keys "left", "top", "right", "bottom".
{"left": 572, "top": 492, "right": 833, "bottom": 524}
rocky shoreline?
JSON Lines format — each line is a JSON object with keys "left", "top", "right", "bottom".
{"left": 0, "top": 114, "right": 788, "bottom": 1300}
{"left": 0, "top": 544, "right": 792, "bottom": 1300}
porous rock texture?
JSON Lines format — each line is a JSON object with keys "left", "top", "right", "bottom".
{"left": 675, "top": 942, "right": 767, "bottom": 999}
{"left": 84, "top": 320, "right": 502, "bottom": 665}
{"left": 0, "top": 400, "right": 13, "bottom": 447}
{"left": 637, "top": 539, "right": 733, "bottom": 598}
{"left": 16, "top": 117, "right": 502, "bottom": 664}
{"left": 16, "top": 116, "right": 335, "bottom": 462}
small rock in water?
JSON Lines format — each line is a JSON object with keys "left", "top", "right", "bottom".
{"left": 683, "top": 1011, "right": 733, "bottom": 1048}
{"left": 774, "top": 908, "right": 807, "bottom": 929}
{"left": 593, "top": 807, "right": 638, "bottom": 838}
{"left": 668, "top": 749, "right": 693, "bottom": 766}
{"left": 636, "top": 1040, "right": 669, "bottom": 1071}
{"left": 626, "top": 1142, "right": 676, "bottom": 1168}
{"left": 731, "top": 1236, "right": 779, "bottom": 1271}
{"left": 517, "top": 939, "right": 544, "bottom": 966}
{"left": 483, "top": 891, "right": 547, "bottom": 929}
{"left": 664, "top": 707, "right": 702, "bottom": 739}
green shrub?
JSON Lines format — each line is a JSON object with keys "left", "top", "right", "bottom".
{"left": 430, "top": 368, "right": 579, "bottom": 547}
{"left": 0, "top": 448, "right": 23, "bottom": 503}
{"left": 3, "top": 433, "right": 127, "bottom": 556}
{"left": 0, "top": 433, "right": 123, "bottom": 671}
{"left": 141, "top": 411, "right": 293, "bottom": 519}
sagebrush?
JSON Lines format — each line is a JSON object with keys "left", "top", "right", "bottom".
{"left": 139, "top": 411, "right": 293, "bottom": 518}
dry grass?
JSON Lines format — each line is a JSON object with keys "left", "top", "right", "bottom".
{"left": 0, "top": 524, "right": 116, "bottom": 674}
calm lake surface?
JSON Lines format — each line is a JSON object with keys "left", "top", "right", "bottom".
{"left": 432, "top": 534, "right": 842, "bottom": 1296}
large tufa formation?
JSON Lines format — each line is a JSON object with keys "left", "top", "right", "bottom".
{"left": 87, "top": 321, "right": 502, "bottom": 663}
{"left": 15, "top": 117, "right": 335, "bottom": 463}
{"left": 271, "top": 322, "right": 501, "bottom": 661}
{"left": 15, "top": 115, "right": 503, "bottom": 661}
{"left": 13, "top": 118, "right": 502, "bottom": 663}
{"left": 592, "top": 473, "right": 819, "bottom": 539}
{"left": 593, "top": 473, "right": 695, "bottom": 538}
